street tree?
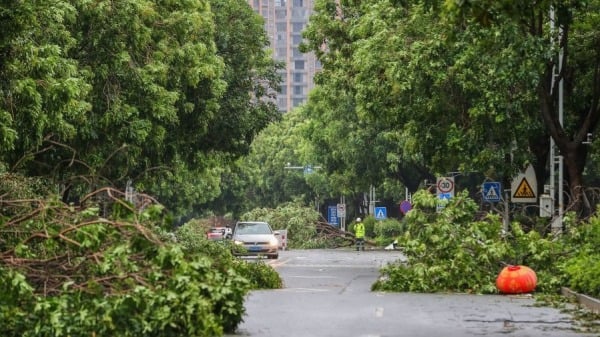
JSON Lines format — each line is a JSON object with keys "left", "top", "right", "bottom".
{"left": 302, "top": 0, "right": 600, "bottom": 216}
{"left": 0, "top": 0, "right": 281, "bottom": 216}
{"left": 443, "top": 0, "right": 600, "bottom": 214}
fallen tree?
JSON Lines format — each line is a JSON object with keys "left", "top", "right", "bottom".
{"left": 0, "top": 181, "right": 249, "bottom": 336}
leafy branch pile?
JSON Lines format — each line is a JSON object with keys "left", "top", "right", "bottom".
{"left": 0, "top": 178, "right": 251, "bottom": 336}
{"left": 559, "top": 216, "right": 600, "bottom": 298}
{"left": 174, "top": 219, "right": 283, "bottom": 290}
{"left": 373, "top": 190, "right": 565, "bottom": 294}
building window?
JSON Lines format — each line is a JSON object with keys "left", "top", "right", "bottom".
{"left": 292, "top": 8, "right": 307, "bottom": 18}
{"left": 276, "top": 9, "right": 287, "bottom": 19}
{"left": 279, "top": 71, "right": 287, "bottom": 83}
{"left": 276, "top": 47, "right": 287, "bottom": 57}
{"left": 292, "top": 23, "right": 303, "bottom": 32}
{"left": 294, "top": 60, "right": 305, "bottom": 69}
{"left": 293, "top": 98, "right": 304, "bottom": 107}
{"left": 294, "top": 85, "right": 303, "bottom": 95}
{"left": 276, "top": 22, "right": 286, "bottom": 31}
{"left": 293, "top": 72, "right": 304, "bottom": 82}
{"left": 293, "top": 0, "right": 303, "bottom": 7}
{"left": 292, "top": 34, "right": 303, "bottom": 44}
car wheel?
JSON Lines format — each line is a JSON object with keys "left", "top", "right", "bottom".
{"left": 268, "top": 254, "right": 278, "bottom": 259}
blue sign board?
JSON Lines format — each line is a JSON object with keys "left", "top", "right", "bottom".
{"left": 375, "top": 207, "right": 387, "bottom": 220}
{"left": 438, "top": 193, "right": 452, "bottom": 200}
{"left": 327, "top": 205, "right": 339, "bottom": 226}
{"left": 482, "top": 182, "right": 502, "bottom": 202}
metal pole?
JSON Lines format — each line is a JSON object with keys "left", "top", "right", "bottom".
{"left": 369, "top": 185, "right": 375, "bottom": 215}
{"left": 549, "top": 8, "right": 563, "bottom": 234}
{"left": 557, "top": 37, "right": 564, "bottom": 232}
{"left": 503, "top": 189, "right": 510, "bottom": 234}
{"left": 340, "top": 195, "right": 346, "bottom": 231}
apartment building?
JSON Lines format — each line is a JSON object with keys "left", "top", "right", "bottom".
{"left": 248, "top": 0, "right": 320, "bottom": 112}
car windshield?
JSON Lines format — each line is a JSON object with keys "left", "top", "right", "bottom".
{"left": 235, "top": 223, "right": 271, "bottom": 235}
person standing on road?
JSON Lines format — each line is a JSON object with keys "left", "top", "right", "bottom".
{"left": 354, "top": 217, "right": 365, "bottom": 251}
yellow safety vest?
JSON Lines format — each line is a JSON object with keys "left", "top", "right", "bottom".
{"left": 355, "top": 223, "right": 365, "bottom": 238}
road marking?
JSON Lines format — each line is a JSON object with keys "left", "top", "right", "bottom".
{"left": 375, "top": 307, "right": 384, "bottom": 318}
{"left": 277, "top": 287, "right": 330, "bottom": 293}
{"left": 274, "top": 264, "right": 379, "bottom": 268}
{"left": 268, "top": 257, "right": 291, "bottom": 268}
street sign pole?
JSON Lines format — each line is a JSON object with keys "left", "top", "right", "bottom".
{"left": 340, "top": 195, "right": 346, "bottom": 231}
{"left": 503, "top": 189, "right": 510, "bottom": 234}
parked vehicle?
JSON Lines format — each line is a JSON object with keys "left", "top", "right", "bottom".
{"left": 231, "top": 221, "right": 279, "bottom": 259}
{"left": 206, "top": 226, "right": 231, "bottom": 241}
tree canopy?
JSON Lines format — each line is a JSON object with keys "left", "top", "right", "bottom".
{"left": 299, "top": 0, "right": 600, "bottom": 216}
{"left": 0, "top": 0, "right": 281, "bottom": 216}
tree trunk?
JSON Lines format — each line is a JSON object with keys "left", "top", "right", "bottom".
{"left": 562, "top": 143, "right": 589, "bottom": 216}
{"left": 538, "top": 68, "right": 597, "bottom": 217}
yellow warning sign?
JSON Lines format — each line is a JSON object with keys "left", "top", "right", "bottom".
{"left": 513, "top": 178, "right": 535, "bottom": 198}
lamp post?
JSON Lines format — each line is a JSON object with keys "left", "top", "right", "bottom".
{"left": 549, "top": 7, "right": 564, "bottom": 235}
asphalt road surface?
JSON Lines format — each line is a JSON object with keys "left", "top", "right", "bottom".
{"left": 226, "top": 248, "right": 594, "bottom": 337}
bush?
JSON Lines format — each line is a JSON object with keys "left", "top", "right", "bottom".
{"left": 373, "top": 218, "right": 404, "bottom": 245}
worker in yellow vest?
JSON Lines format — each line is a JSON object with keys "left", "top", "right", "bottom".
{"left": 354, "top": 217, "right": 365, "bottom": 251}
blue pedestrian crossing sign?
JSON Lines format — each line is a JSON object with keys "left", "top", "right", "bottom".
{"left": 375, "top": 207, "right": 387, "bottom": 220}
{"left": 482, "top": 182, "right": 501, "bottom": 202}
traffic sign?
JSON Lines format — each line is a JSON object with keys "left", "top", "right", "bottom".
{"left": 438, "top": 193, "right": 452, "bottom": 200}
{"left": 437, "top": 177, "right": 455, "bottom": 196}
{"left": 375, "top": 207, "right": 387, "bottom": 220}
{"left": 437, "top": 193, "right": 452, "bottom": 212}
{"left": 511, "top": 165, "right": 537, "bottom": 203}
{"left": 400, "top": 200, "right": 412, "bottom": 214}
{"left": 482, "top": 182, "right": 501, "bottom": 202}
{"left": 336, "top": 203, "right": 346, "bottom": 217}
{"left": 327, "top": 206, "right": 338, "bottom": 226}
{"left": 513, "top": 178, "right": 535, "bottom": 198}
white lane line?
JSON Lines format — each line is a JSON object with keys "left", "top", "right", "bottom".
{"left": 287, "top": 275, "right": 338, "bottom": 279}
{"left": 277, "top": 287, "right": 330, "bottom": 293}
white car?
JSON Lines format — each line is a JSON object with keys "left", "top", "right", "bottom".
{"left": 231, "top": 221, "right": 279, "bottom": 259}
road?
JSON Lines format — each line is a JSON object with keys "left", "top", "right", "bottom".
{"left": 226, "top": 248, "right": 593, "bottom": 337}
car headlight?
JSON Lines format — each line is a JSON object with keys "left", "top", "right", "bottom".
{"left": 269, "top": 237, "right": 279, "bottom": 246}
{"left": 233, "top": 240, "right": 244, "bottom": 245}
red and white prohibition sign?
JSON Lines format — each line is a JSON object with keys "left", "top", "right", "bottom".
{"left": 437, "top": 177, "right": 454, "bottom": 194}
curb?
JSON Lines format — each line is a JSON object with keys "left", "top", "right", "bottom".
{"left": 561, "top": 287, "right": 600, "bottom": 313}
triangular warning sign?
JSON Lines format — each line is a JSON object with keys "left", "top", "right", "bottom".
{"left": 377, "top": 209, "right": 385, "bottom": 218}
{"left": 513, "top": 178, "right": 535, "bottom": 198}
{"left": 486, "top": 186, "right": 498, "bottom": 199}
